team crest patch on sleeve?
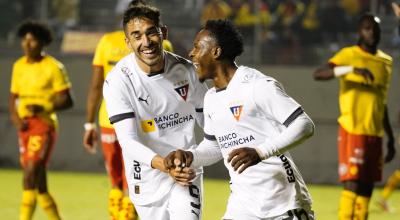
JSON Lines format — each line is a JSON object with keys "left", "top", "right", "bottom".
{"left": 229, "top": 105, "right": 243, "bottom": 121}
{"left": 174, "top": 84, "right": 189, "bottom": 101}
{"left": 141, "top": 119, "right": 156, "bottom": 132}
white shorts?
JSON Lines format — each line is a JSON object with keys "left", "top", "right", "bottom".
{"left": 135, "top": 174, "right": 203, "bottom": 220}
{"left": 223, "top": 193, "right": 315, "bottom": 220}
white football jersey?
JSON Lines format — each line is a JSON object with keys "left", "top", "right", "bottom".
{"left": 103, "top": 52, "right": 207, "bottom": 205}
{"left": 203, "top": 66, "right": 312, "bottom": 218}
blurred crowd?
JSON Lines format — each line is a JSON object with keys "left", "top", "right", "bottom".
{"left": 1, "top": 0, "right": 395, "bottom": 64}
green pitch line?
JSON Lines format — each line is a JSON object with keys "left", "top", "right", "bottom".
{"left": 0, "top": 169, "right": 399, "bottom": 220}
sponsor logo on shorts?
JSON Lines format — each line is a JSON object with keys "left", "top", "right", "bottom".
{"left": 101, "top": 133, "right": 117, "bottom": 143}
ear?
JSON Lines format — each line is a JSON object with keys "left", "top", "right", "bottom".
{"left": 212, "top": 46, "right": 222, "bottom": 59}
{"left": 160, "top": 25, "right": 168, "bottom": 40}
{"left": 125, "top": 38, "right": 133, "bottom": 50}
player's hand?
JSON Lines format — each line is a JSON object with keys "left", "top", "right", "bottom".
{"left": 385, "top": 138, "right": 396, "bottom": 163}
{"left": 164, "top": 149, "right": 194, "bottom": 170}
{"left": 26, "top": 104, "right": 45, "bottom": 115}
{"left": 168, "top": 166, "right": 196, "bottom": 186}
{"left": 83, "top": 129, "right": 98, "bottom": 154}
{"left": 227, "top": 147, "right": 261, "bottom": 174}
{"left": 354, "top": 68, "right": 374, "bottom": 82}
{"left": 392, "top": 2, "right": 400, "bottom": 19}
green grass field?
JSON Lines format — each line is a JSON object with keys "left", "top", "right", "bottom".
{"left": 1, "top": 169, "right": 399, "bottom": 220}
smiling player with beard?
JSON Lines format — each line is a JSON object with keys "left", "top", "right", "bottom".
{"left": 102, "top": 5, "right": 208, "bottom": 220}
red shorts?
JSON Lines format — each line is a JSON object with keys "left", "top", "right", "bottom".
{"left": 101, "top": 127, "right": 127, "bottom": 189}
{"left": 18, "top": 117, "right": 56, "bottom": 168}
{"left": 338, "top": 125, "right": 383, "bottom": 183}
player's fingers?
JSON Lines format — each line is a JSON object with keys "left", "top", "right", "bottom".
{"left": 238, "top": 161, "right": 252, "bottom": 174}
{"left": 227, "top": 149, "right": 240, "bottom": 162}
{"left": 164, "top": 152, "right": 174, "bottom": 169}
{"left": 184, "top": 151, "right": 194, "bottom": 167}
{"left": 232, "top": 158, "right": 246, "bottom": 171}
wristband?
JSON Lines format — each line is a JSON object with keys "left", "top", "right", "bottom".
{"left": 84, "top": 122, "right": 97, "bottom": 131}
{"left": 333, "top": 66, "right": 353, "bottom": 77}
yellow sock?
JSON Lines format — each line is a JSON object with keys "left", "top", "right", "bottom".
{"left": 109, "top": 188, "right": 123, "bottom": 220}
{"left": 37, "top": 193, "right": 61, "bottom": 220}
{"left": 354, "top": 195, "right": 370, "bottom": 220}
{"left": 118, "top": 196, "right": 138, "bottom": 220}
{"left": 338, "top": 190, "right": 356, "bottom": 220}
{"left": 381, "top": 170, "right": 400, "bottom": 200}
{"left": 20, "top": 190, "right": 37, "bottom": 220}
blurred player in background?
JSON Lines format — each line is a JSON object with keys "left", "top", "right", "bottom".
{"left": 313, "top": 14, "right": 395, "bottom": 220}
{"left": 375, "top": 2, "right": 400, "bottom": 212}
{"left": 9, "top": 20, "right": 73, "bottom": 220}
{"left": 103, "top": 4, "right": 207, "bottom": 220}
{"left": 83, "top": 0, "right": 173, "bottom": 219}
{"left": 165, "top": 19, "right": 315, "bottom": 219}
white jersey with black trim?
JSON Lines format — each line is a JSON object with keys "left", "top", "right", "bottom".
{"left": 103, "top": 51, "right": 207, "bottom": 205}
{"left": 203, "top": 66, "right": 312, "bottom": 218}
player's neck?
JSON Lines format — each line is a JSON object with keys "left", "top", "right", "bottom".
{"left": 213, "top": 62, "right": 238, "bottom": 89}
{"left": 358, "top": 44, "right": 377, "bottom": 54}
{"left": 26, "top": 53, "right": 44, "bottom": 63}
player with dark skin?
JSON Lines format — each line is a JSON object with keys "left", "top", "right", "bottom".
{"left": 313, "top": 15, "right": 395, "bottom": 198}
{"left": 9, "top": 28, "right": 73, "bottom": 194}
{"left": 164, "top": 24, "right": 262, "bottom": 183}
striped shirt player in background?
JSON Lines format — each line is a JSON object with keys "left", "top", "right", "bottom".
{"left": 103, "top": 4, "right": 207, "bottom": 220}
{"left": 165, "top": 19, "right": 315, "bottom": 220}
{"left": 82, "top": 1, "right": 173, "bottom": 219}
{"left": 313, "top": 14, "right": 395, "bottom": 220}
{"left": 9, "top": 21, "right": 74, "bottom": 220}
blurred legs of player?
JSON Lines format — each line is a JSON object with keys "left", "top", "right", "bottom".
{"left": 101, "top": 127, "right": 138, "bottom": 220}
{"left": 376, "top": 169, "right": 400, "bottom": 212}
{"left": 134, "top": 175, "right": 203, "bottom": 220}
{"left": 337, "top": 126, "right": 381, "bottom": 220}
{"left": 19, "top": 117, "right": 61, "bottom": 220}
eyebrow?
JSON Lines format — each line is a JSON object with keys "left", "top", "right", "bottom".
{"left": 129, "top": 26, "right": 159, "bottom": 36}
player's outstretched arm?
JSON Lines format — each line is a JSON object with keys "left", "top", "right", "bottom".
{"left": 313, "top": 64, "right": 335, "bottom": 80}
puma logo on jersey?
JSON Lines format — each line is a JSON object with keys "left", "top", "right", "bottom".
{"left": 174, "top": 84, "right": 189, "bottom": 101}
{"left": 229, "top": 105, "right": 243, "bottom": 121}
{"left": 138, "top": 95, "right": 150, "bottom": 105}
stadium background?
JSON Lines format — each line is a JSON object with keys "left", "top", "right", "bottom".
{"left": 0, "top": 0, "right": 400, "bottom": 196}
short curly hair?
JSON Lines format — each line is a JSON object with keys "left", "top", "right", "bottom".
{"left": 17, "top": 20, "right": 53, "bottom": 46}
{"left": 204, "top": 19, "right": 243, "bottom": 61}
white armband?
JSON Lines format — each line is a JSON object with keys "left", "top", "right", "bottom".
{"left": 333, "top": 66, "right": 353, "bottom": 77}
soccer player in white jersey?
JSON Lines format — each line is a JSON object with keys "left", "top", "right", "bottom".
{"left": 102, "top": 5, "right": 207, "bottom": 220}
{"left": 165, "top": 19, "right": 316, "bottom": 220}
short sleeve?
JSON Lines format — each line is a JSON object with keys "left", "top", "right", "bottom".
{"left": 103, "top": 74, "right": 135, "bottom": 124}
{"left": 92, "top": 35, "right": 106, "bottom": 66}
{"left": 328, "top": 48, "right": 353, "bottom": 66}
{"left": 254, "top": 79, "right": 301, "bottom": 125}
{"left": 52, "top": 63, "right": 72, "bottom": 92}
{"left": 10, "top": 62, "right": 19, "bottom": 94}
